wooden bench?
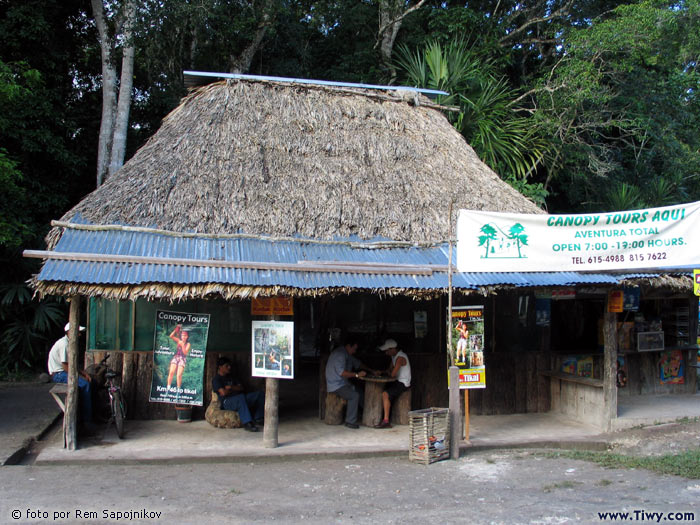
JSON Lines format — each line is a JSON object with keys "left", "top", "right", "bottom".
{"left": 50, "top": 383, "right": 68, "bottom": 413}
{"left": 540, "top": 370, "right": 604, "bottom": 388}
{"left": 324, "top": 392, "right": 347, "bottom": 425}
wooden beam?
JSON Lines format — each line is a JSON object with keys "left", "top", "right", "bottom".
{"left": 23, "top": 250, "right": 437, "bottom": 276}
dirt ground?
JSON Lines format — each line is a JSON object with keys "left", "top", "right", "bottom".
{"left": 1, "top": 419, "right": 700, "bottom": 525}
{"left": 602, "top": 418, "right": 700, "bottom": 457}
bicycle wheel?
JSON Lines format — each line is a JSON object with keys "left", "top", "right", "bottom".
{"left": 111, "top": 390, "right": 125, "bottom": 439}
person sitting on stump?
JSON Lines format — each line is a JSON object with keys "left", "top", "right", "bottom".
{"left": 213, "top": 357, "right": 264, "bottom": 432}
{"left": 375, "top": 338, "right": 411, "bottom": 429}
{"left": 325, "top": 338, "right": 378, "bottom": 429}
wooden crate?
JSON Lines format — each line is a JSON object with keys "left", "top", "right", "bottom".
{"left": 408, "top": 407, "right": 450, "bottom": 465}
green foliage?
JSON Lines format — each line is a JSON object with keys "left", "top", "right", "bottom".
{"left": 504, "top": 176, "right": 549, "bottom": 207}
{"left": 396, "top": 39, "right": 548, "bottom": 187}
{"left": 0, "top": 284, "right": 65, "bottom": 377}
{"left": 534, "top": 0, "right": 700, "bottom": 212}
{"left": 605, "top": 183, "right": 644, "bottom": 211}
{"left": 0, "top": 149, "right": 30, "bottom": 248}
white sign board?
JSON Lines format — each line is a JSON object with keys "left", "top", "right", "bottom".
{"left": 251, "top": 320, "right": 294, "bottom": 379}
{"left": 457, "top": 201, "right": 700, "bottom": 272}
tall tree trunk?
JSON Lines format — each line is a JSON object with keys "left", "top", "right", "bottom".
{"left": 228, "top": 2, "right": 275, "bottom": 74}
{"left": 91, "top": 0, "right": 136, "bottom": 187}
{"left": 92, "top": 0, "right": 118, "bottom": 187}
{"left": 376, "top": 0, "right": 426, "bottom": 84}
{"left": 109, "top": 1, "right": 136, "bottom": 178}
{"left": 229, "top": 22, "right": 267, "bottom": 74}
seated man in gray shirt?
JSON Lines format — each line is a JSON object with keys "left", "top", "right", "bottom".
{"left": 325, "top": 338, "right": 378, "bottom": 429}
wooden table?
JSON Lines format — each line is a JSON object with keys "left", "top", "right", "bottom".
{"left": 358, "top": 376, "right": 396, "bottom": 427}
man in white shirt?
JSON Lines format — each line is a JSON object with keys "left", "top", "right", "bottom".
{"left": 375, "top": 338, "right": 411, "bottom": 429}
{"left": 47, "top": 323, "right": 93, "bottom": 425}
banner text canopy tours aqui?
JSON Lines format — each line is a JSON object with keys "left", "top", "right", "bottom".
{"left": 457, "top": 202, "right": 700, "bottom": 272}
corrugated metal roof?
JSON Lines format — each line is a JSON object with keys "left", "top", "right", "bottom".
{"left": 36, "top": 225, "right": 683, "bottom": 290}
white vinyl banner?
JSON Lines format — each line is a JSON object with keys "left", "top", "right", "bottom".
{"left": 456, "top": 201, "right": 700, "bottom": 272}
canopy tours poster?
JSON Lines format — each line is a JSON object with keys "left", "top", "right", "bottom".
{"left": 149, "top": 310, "right": 210, "bottom": 406}
{"left": 448, "top": 306, "right": 486, "bottom": 389}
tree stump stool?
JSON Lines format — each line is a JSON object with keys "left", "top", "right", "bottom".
{"left": 390, "top": 388, "right": 411, "bottom": 425}
{"left": 205, "top": 391, "right": 242, "bottom": 429}
{"left": 324, "top": 392, "right": 347, "bottom": 425}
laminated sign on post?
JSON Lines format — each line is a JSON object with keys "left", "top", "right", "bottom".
{"left": 252, "top": 320, "right": 294, "bottom": 379}
{"left": 447, "top": 306, "right": 485, "bottom": 389}
{"left": 457, "top": 202, "right": 700, "bottom": 272}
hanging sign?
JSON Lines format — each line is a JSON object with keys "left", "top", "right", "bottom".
{"left": 149, "top": 310, "right": 210, "bottom": 406}
{"left": 608, "top": 290, "right": 624, "bottom": 312}
{"left": 251, "top": 320, "right": 294, "bottom": 379}
{"left": 622, "top": 287, "right": 640, "bottom": 311}
{"left": 447, "top": 306, "right": 485, "bottom": 389}
{"left": 457, "top": 201, "right": 700, "bottom": 272}
{"left": 694, "top": 270, "right": 700, "bottom": 296}
{"left": 251, "top": 297, "right": 294, "bottom": 316}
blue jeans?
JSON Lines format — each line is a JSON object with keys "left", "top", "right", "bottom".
{"left": 52, "top": 371, "right": 93, "bottom": 423}
{"left": 221, "top": 391, "right": 264, "bottom": 424}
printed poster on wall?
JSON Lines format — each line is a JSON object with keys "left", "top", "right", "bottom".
{"left": 457, "top": 201, "right": 700, "bottom": 272}
{"left": 252, "top": 320, "right": 294, "bottom": 379}
{"left": 149, "top": 310, "right": 210, "bottom": 406}
{"left": 448, "top": 306, "right": 485, "bottom": 389}
{"left": 659, "top": 350, "right": 685, "bottom": 385}
{"left": 414, "top": 311, "right": 428, "bottom": 338}
{"left": 535, "top": 297, "right": 551, "bottom": 326}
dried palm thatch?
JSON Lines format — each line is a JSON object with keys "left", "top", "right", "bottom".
{"left": 620, "top": 274, "right": 693, "bottom": 293}
{"left": 29, "top": 280, "right": 479, "bottom": 302}
{"left": 47, "top": 78, "right": 541, "bottom": 250}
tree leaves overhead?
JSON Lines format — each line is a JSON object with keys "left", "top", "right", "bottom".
{"left": 396, "top": 39, "right": 549, "bottom": 205}
{"left": 531, "top": 0, "right": 700, "bottom": 212}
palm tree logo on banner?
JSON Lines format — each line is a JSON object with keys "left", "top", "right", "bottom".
{"left": 478, "top": 222, "right": 528, "bottom": 259}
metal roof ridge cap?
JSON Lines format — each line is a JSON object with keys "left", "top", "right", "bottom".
{"left": 183, "top": 70, "right": 449, "bottom": 96}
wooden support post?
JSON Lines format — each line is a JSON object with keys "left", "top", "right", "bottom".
{"left": 449, "top": 366, "right": 460, "bottom": 460}
{"left": 464, "top": 389, "right": 469, "bottom": 441}
{"left": 603, "top": 298, "right": 618, "bottom": 432}
{"left": 263, "top": 377, "right": 279, "bottom": 448}
{"left": 263, "top": 309, "right": 282, "bottom": 448}
{"left": 65, "top": 296, "right": 80, "bottom": 450}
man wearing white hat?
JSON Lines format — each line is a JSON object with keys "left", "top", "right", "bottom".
{"left": 48, "top": 323, "right": 93, "bottom": 426}
{"left": 375, "top": 338, "right": 411, "bottom": 429}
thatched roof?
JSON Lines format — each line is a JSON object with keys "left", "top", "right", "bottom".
{"left": 47, "top": 78, "right": 541, "bottom": 249}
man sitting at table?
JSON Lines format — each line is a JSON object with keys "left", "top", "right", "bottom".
{"left": 325, "top": 338, "right": 377, "bottom": 429}
{"left": 213, "top": 357, "right": 264, "bottom": 432}
{"left": 375, "top": 338, "right": 411, "bottom": 429}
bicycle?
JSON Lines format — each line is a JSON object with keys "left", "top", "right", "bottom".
{"left": 89, "top": 354, "right": 126, "bottom": 439}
